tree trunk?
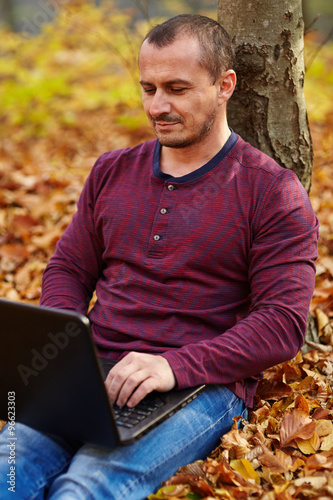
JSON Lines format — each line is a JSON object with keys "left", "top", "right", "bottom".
{"left": 0, "top": 0, "right": 16, "bottom": 31}
{"left": 217, "top": 0, "right": 313, "bottom": 191}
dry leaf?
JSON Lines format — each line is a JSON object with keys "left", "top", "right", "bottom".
{"left": 280, "top": 409, "right": 316, "bottom": 447}
{"left": 320, "top": 432, "right": 333, "bottom": 451}
{"left": 294, "top": 475, "right": 327, "bottom": 488}
{"left": 316, "top": 419, "right": 333, "bottom": 437}
{"left": 229, "top": 458, "right": 261, "bottom": 485}
{"left": 316, "top": 308, "right": 330, "bottom": 331}
{"left": 256, "top": 379, "right": 293, "bottom": 401}
{"left": 260, "top": 447, "right": 295, "bottom": 474}
{"left": 221, "top": 429, "right": 251, "bottom": 458}
{"left": 295, "top": 431, "right": 320, "bottom": 454}
{"left": 165, "top": 473, "right": 214, "bottom": 496}
{"left": 294, "top": 394, "right": 310, "bottom": 414}
{"left": 0, "top": 243, "right": 29, "bottom": 262}
{"left": 303, "top": 450, "right": 333, "bottom": 475}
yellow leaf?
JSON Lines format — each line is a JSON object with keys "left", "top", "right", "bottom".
{"left": 148, "top": 484, "right": 190, "bottom": 499}
{"left": 290, "top": 457, "right": 306, "bottom": 472}
{"left": 296, "top": 431, "right": 320, "bottom": 454}
{"left": 272, "top": 480, "right": 291, "bottom": 495}
{"left": 316, "top": 308, "right": 329, "bottom": 331}
{"left": 213, "top": 488, "right": 236, "bottom": 500}
{"left": 230, "top": 459, "right": 261, "bottom": 485}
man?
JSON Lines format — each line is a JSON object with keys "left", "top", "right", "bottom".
{"left": 0, "top": 14, "right": 318, "bottom": 500}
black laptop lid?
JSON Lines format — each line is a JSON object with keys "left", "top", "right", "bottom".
{"left": 0, "top": 299, "right": 119, "bottom": 449}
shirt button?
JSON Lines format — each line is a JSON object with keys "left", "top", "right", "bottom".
{"left": 153, "top": 234, "right": 161, "bottom": 241}
{"left": 160, "top": 208, "right": 167, "bottom": 215}
{"left": 167, "top": 184, "right": 175, "bottom": 191}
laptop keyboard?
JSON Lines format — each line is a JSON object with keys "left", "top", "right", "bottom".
{"left": 100, "top": 358, "right": 166, "bottom": 429}
{"left": 113, "top": 397, "right": 165, "bottom": 428}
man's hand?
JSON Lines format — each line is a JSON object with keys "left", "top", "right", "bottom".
{"left": 104, "top": 352, "right": 176, "bottom": 407}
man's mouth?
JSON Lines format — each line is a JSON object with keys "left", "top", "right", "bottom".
{"left": 154, "top": 121, "right": 179, "bottom": 129}
{"left": 151, "top": 115, "right": 183, "bottom": 127}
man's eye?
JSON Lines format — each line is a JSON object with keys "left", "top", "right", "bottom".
{"left": 143, "top": 88, "right": 155, "bottom": 94}
{"left": 171, "top": 88, "right": 186, "bottom": 93}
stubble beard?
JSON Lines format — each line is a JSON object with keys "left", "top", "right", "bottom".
{"left": 152, "top": 108, "right": 217, "bottom": 149}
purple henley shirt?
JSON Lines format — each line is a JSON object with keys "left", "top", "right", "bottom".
{"left": 40, "top": 132, "right": 319, "bottom": 407}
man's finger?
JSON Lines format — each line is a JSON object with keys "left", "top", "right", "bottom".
{"left": 114, "top": 369, "right": 150, "bottom": 407}
{"left": 105, "top": 362, "right": 138, "bottom": 404}
{"left": 126, "top": 377, "right": 157, "bottom": 407}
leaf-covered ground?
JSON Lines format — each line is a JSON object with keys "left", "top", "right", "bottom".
{"left": 149, "top": 345, "right": 333, "bottom": 499}
{"left": 0, "top": 2, "right": 332, "bottom": 497}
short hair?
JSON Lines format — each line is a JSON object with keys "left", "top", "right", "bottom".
{"left": 142, "top": 14, "right": 235, "bottom": 83}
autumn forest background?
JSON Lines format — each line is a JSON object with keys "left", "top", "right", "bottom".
{"left": 0, "top": 0, "right": 333, "bottom": 498}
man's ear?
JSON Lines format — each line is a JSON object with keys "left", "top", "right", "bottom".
{"left": 217, "top": 70, "right": 236, "bottom": 105}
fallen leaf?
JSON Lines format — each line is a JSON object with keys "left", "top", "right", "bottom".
{"left": 258, "top": 447, "right": 291, "bottom": 473}
{"left": 303, "top": 450, "right": 333, "bottom": 475}
{"left": 280, "top": 409, "right": 316, "bottom": 447}
{"left": 0, "top": 243, "right": 29, "bottom": 261}
{"left": 31, "top": 227, "right": 63, "bottom": 250}
{"left": 316, "top": 308, "right": 330, "bottom": 332}
{"left": 11, "top": 214, "right": 40, "bottom": 241}
{"left": 316, "top": 419, "right": 333, "bottom": 437}
{"left": 256, "top": 379, "right": 293, "bottom": 401}
{"left": 229, "top": 458, "right": 261, "bottom": 485}
{"left": 294, "top": 394, "right": 310, "bottom": 414}
{"left": 147, "top": 484, "right": 191, "bottom": 499}
{"left": 164, "top": 474, "right": 214, "bottom": 496}
{"left": 221, "top": 429, "right": 251, "bottom": 458}
{"left": 294, "top": 475, "right": 328, "bottom": 489}
{"left": 295, "top": 431, "right": 320, "bottom": 454}
{"left": 320, "top": 432, "right": 333, "bottom": 451}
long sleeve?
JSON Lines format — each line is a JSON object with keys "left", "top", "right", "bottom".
{"left": 40, "top": 158, "right": 104, "bottom": 315}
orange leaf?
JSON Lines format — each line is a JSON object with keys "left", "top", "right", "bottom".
{"left": 280, "top": 409, "right": 316, "bottom": 447}
{"left": 0, "top": 243, "right": 29, "bottom": 261}
{"left": 165, "top": 474, "right": 214, "bottom": 496}
{"left": 294, "top": 394, "right": 309, "bottom": 415}
{"left": 303, "top": 450, "right": 333, "bottom": 474}
{"left": 221, "top": 429, "right": 251, "bottom": 458}
{"left": 256, "top": 379, "right": 292, "bottom": 401}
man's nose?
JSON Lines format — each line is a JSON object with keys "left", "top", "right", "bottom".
{"left": 149, "top": 90, "right": 172, "bottom": 117}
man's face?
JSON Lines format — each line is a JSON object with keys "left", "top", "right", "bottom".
{"left": 139, "top": 36, "right": 221, "bottom": 149}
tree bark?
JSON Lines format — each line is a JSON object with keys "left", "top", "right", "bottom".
{"left": 217, "top": 0, "right": 313, "bottom": 191}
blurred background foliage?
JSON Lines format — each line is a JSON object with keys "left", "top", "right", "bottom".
{"left": 0, "top": 0, "right": 331, "bottom": 146}
{"left": 0, "top": 0, "right": 332, "bottom": 38}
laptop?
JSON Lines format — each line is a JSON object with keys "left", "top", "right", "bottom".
{"left": 0, "top": 298, "right": 205, "bottom": 449}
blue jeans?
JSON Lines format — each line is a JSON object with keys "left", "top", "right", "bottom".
{"left": 0, "top": 386, "right": 246, "bottom": 499}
